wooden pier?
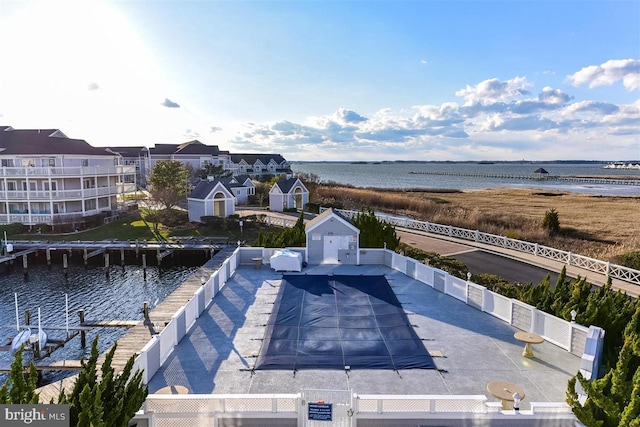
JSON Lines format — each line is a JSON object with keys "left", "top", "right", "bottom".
{"left": 0, "top": 239, "right": 228, "bottom": 275}
{"left": 408, "top": 171, "right": 640, "bottom": 186}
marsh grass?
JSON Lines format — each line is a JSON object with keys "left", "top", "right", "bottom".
{"left": 316, "top": 185, "right": 640, "bottom": 261}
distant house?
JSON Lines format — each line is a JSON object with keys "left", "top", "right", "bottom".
{"left": 269, "top": 178, "right": 309, "bottom": 212}
{"left": 148, "top": 140, "right": 231, "bottom": 173}
{"left": 147, "top": 140, "right": 291, "bottom": 180}
{"left": 305, "top": 208, "right": 360, "bottom": 265}
{"left": 230, "top": 154, "right": 292, "bottom": 178}
{"left": 187, "top": 179, "right": 236, "bottom": 221}
{"left": 533, "top": 168, "right": 550, "bottom": 179}
{"left": 219, "top": 175, "right": 255, "bottom": 205}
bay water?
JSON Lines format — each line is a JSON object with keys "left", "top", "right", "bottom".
{"left": 291, "top": 162, "right": 640, "bottom": 196}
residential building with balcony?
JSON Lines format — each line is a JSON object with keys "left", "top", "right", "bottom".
{"left": 147, "top": 140, "right": 292, "bottom": 180}
{"left": 106, "top": 146, "right": 150, "bottom": 187}
{"left": 0, "top": 126, "right": 136, "bottom": 226}
{"left": 148, "top": 140, "right": 232, "bottom": 173}
{"left": 229, "top": 153, "right": 292, "bottom": 178}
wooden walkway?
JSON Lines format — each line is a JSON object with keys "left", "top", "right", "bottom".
{"left": 35, "top": 248, "right": 235, "bottom": 403}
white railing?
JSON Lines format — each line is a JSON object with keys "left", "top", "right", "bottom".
{"left": 373, "top": 249, "right": 591, "bottom": 355}
{"left": 131, "top": 251, "right": 241, "bottom": 384}
{"left": 357, "top": 394, "right": 489, "bottom": 414}
{"left": 0, "top": 165, "right": 135, "bottom": 177}
{"left": 326, "top": 208, "right": 640, "bottom": 286}
{"left": 129, "top": 247, "right": 583, "bottom": 425}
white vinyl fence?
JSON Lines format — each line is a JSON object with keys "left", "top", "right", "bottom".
{"left": 131, "top": 247, "right": 590, "bottom": 426}
{"left": 323, "top": 208, "right": 640, "bottom": 286}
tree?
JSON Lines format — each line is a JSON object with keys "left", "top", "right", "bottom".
{"left": 57, "top": 336, "right": 148, "bottom": 427}
{"left": 352, "top": 209, "right": 400, "bottom": 250}
{"left": 567, "top": 300, "right": 640, "bottom": 427}
{"left": 296, "top": 172, "right": 320, "bottom": 201}
{"left": 0, "top": 346, "right": 39, "bottom": 404}
{"left": 254, "top": 182, "right": 270, "bottom": 207}
{"left": 254, "top": 211, "right": 306, "bottom": 247}
{"left": 149, "top": 160, "right": 190, "bottom": 209}
{"left": 542, "top": 208, "right": 560, "bottom": 235}
{"left": 195, "top": 163, "right": 232, "bottom": 180}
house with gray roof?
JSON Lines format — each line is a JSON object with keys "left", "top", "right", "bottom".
{"left": 269, "top": 177, "right": 309, "bottom": 212}
{"left": 0, "top": 126, "right": 135, "bottom": 226}
{"left": 305, "top": 207, "right": 360, "bottom": 264}
{"left": 187, "top": 179, "right": 236, "bottom": 221}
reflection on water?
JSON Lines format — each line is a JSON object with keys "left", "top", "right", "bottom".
{"left": 0, "top": 262, "right": 200, "bottom": 384}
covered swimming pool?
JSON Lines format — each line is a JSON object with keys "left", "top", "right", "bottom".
{"left": 254, "top": 274, "right": 437, "bottom": 371}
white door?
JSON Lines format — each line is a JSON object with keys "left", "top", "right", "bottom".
{"left": 323, "top": 236, "right": 339, "bottom": 263}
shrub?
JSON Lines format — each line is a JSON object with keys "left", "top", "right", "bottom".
{"left": 200, "top": 216, "right": 227, "bottom": 230}
{"left": 0, "top": 223, "right": 26, "bottom": 237}
{"left": 542, "top": 208, "right": 560, "bottom": 235}
{"left": 613, "top": 251, "right": 640, "bottom": 270}
{"left": 158, "top": 209, "right": 188, "bottom": 227}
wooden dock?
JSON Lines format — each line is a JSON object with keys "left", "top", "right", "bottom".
{"left": 0, "top": 238, "right": 229, "bottom": 267}
{"left": 0, "top": 359, "right": 84, "bottom": 373}
{"left": 35, "top": 247, "right": 236, "bottom": 403}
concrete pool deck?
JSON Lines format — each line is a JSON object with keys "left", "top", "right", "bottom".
{"left": 147, "top": 263, "right": 581, "bottom": 410}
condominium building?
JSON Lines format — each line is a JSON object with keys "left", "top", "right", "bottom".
{"left": 0, "top": 126, "right": 136, "bottom": 226}
{"left": 146, "top": 140, "right": 292, "bottom": 181}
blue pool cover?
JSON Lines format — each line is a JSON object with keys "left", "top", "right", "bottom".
{"left": 254, "top": 275, "right": 436, "bottom": 370}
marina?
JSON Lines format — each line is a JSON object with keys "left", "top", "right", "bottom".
{"left": 0, "top": 258, "right": 203, "bottom": 385}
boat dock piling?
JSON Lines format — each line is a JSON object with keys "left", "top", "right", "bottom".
{"left": 0, "top": 239, "right": 223, "bottom": 277}
{"left": 2, "top": 300, "right": 155, "bottom": 372}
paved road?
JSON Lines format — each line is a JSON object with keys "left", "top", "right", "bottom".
{"left": 238, "top": 210, "right": 639, "bottom": 297}
{"left": 397, "top": 230, "right": 559, "bottom": 285}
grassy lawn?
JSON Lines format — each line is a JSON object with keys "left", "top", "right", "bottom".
{"left": 9, "top": 211, "right": 268, "bottom": 243}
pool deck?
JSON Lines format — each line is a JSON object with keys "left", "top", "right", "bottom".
{"left": 147, "top": 263, "right": 581, "bottom": 410}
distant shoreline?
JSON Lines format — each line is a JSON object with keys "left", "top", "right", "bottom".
{"left": 291, "top": 160, "right": 639, "bottom": 165}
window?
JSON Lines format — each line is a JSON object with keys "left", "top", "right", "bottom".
{"left": 47, "top": 158, "right": 56, "bottom": 167}
{"left": 1, "top": 159, "right": 14, "bottom": 167}
{"left": 82, "top": 159, "right": 89, "bottom": 167}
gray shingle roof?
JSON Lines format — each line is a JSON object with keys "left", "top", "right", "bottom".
{"left": 230, "top": 153, "right": 287, "bottom": 164}
{"left": 149, "top": 140, "right": 221, "bottom": 156}
{"left": 0, "top": 127, "right": 111, "bottom": 156}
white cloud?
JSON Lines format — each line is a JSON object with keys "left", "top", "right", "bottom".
{"left": 568, "top": 59, "right": 640, "bottom": 91}
{"left": 224, "top": 70, "right": 640, "bottom": 161}
{"left": 455, "top": 77, "right": 531, "bottom": 105}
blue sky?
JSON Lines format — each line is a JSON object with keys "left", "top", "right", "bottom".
{"left": 0, "top": 0, "right": 638, "bottom": 161}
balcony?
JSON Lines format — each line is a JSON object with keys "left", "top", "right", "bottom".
{"left": 0, "top": 185, "right": 126, "bottom": 201}
{"left": 0, "top": 165, "right": 136, "bottom": 177}
{"left": 0, "top": 209, "right": 112, "bottom": 225}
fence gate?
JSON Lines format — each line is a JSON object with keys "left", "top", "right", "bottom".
{"left": 299, "top": 389, "right": 354, "bottom": 427}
